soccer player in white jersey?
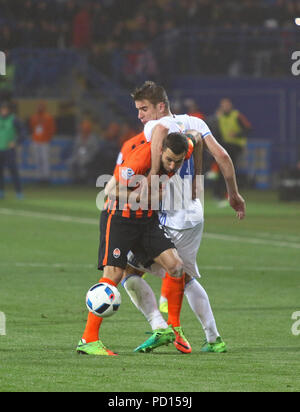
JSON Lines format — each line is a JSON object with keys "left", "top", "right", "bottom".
{"left": 122, "top": 81, "right": 245, "bottom": 353}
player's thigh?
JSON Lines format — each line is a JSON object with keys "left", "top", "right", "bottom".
{"left": 142, "top": 217, "right": 183, "bottom": 276}
{"left": 153, "top": 247, "right": 183, "bottom": 277}
{"left": 127, "top": 249, "right": 166, "bottom": 279}
{"left": 169, "top": 224, "right": 203, "bottom": 279}
{"left": 141, "top": 217, "right": 175, "bottom": 260}
{"left": 98, "top": 212, "right": 141, "bottom": 271}
{"left": 166, "top": 223, "right": 203, "bottom": 266}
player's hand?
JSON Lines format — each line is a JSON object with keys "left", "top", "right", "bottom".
{"left": 228, "top": 192, "right": 246, "bottom": 220}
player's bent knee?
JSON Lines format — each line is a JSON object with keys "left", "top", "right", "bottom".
{"left": 154, "top": 249, "right": 183, "bottom": 278}
{"left": 103, "top": 266, "right": 124, "bottom": 285}
{"left": 184, "top": 273, "right": 193, "bottom": 284}
{"left": 167, "top": 258, "right": 184, "bottom": 279}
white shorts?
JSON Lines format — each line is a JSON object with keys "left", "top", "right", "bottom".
{"left": 127, "top": 222, "right": 203, "bottom": 279}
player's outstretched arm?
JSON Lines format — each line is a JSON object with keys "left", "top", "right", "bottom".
{"left": 204, "top": 134, "right": 246, "bottom": 220}
{"left": 185, "top": 129, "right": 203, "bottom": 200}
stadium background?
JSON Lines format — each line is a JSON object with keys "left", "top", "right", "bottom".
{"left": 1, "top": 0, "right": 300, "bottom": 190}
{"left": 1, "top": 0, "right": 300, "bottom": 394}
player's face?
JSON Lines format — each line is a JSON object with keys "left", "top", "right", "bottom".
{"left": 161, "top": 148, "right": 186, "bottom": 174}
{"left": 220, "top": 99, "right": 232, "bottom": 114}
{"left": 135, "top": 99, "right": 164, "bottom": 125}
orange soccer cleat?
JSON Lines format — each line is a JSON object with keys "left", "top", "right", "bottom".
{"left": 173, "top": 326, "right": 192, "bottom": 354}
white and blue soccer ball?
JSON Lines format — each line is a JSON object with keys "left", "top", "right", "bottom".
{"left": 86, "top": 283, "right": 121, "bottom": 318}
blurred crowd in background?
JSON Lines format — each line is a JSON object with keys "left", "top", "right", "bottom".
{"left": 1, "top": 0, "right": 299, "bottom": 84}
{"left": 1, "top": 0, "right": 298, "bottom": 50}
{"left": 0, "top": 94, "right": 254, "bottom": 197}
{"left": 0, "top": 0, "right": 299, "bottom": 198}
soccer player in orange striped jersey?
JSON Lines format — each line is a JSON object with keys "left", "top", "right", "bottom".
{"left": 77, "top": 132, "right": 195, "bottom": 355}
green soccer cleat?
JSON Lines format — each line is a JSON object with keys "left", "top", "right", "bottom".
{"left": 159, "top": 301, "right": 168, "bottom": 314}
{"left": 201, "top": 336, "right": 227, "bottom": 353}
{"left": 134, "top": 325, "right": 175, "bottom": 353}
{"left": 76, "top": 339, "right": 117, "bottom": 356}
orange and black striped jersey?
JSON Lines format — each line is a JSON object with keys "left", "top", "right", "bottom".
{"left": 114, "top": 136, "right": 194, "bottom": 186}
{"left": 114, "top": 132, "right": 147, "bottom": 178}
{"left": 106, "top": 133, "right": 194, "bottom": 219}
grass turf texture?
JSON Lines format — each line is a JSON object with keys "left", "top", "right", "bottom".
{"left": 0, "top": 186, "right": 300, "bottom": 392}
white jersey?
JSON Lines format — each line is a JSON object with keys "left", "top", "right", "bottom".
{"left": 144, "top": 114, "right": 211, "bottom": 230}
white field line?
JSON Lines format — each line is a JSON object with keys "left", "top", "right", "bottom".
{"left": 253, "top": 232, "right": 300, "bottom": 242}
{"left": 0, "top": 262, "right": 95, "bottom": 269}
{"left": 1, "top": 207, "right": 300, "bottom": 250}
{"left": 0, "top": 262, "right": 299, "bottom": 273}
{"left": 204, "top": 233, "right": 300, "bottom": 250}
{"left": 0, "top": 208, "right": 99, "bottom": 225}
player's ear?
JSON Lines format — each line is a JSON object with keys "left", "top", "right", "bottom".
{"left": 157, "top": 102, "right": 165, "bottom": 114}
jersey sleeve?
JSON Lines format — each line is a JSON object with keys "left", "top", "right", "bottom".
{"left": 188, "top": 116, "right": 212, "bottom": 139}
{"left": 144, "top": 120, "right": 159, "bottom": 142}
{"left": 114, "top": 144, "right": 151, "bottom": 187}
{"left": 144, "top": 117, "right": 182, "bottom": 141}
{"left": 116, "top": 151, "right": 123, "bottom": 165}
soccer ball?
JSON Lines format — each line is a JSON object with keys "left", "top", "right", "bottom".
{"left": 86, "top": 283, "right": 121, "bottom": 318}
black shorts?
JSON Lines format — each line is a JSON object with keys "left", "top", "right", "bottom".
{"left": 98, "top": 210, "right": 175, "bottom": 270}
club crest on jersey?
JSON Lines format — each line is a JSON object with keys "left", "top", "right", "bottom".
{"left": 121, "top": 167, "right": 135, "bottom": 180}
{"left": 175, "top": 121, "right": 185, "bottom": 132}
{"left": 113, "top": 248, "right": 121, "bottom": 259}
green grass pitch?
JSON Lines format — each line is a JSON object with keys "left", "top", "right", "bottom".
{"left": 0, "top": 186, "right": 299, "bottom": 392}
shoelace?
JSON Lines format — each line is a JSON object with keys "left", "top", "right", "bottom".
{"left": 145, "top": 331, "right": 163, "bottom": 339}
{"left": 174, "top": 327, "right": 186, "bottom": 339}
{"left": 96, "top": 340, "right": 107, "bottom": 349}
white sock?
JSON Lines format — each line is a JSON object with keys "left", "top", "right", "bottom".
{"left": 184, "top": 278, "right": 220, "bottom": 343}
{"left": 123, "top": 275, "right": 168, "bottom": 331}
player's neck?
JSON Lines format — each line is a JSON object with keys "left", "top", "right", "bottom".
{"left": 158, "top": 110, "right": 173, "bottom": 120}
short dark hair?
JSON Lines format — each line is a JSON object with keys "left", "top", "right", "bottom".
{"left": 162, "top": 132, "right": 189, "bottom": 155}
{"left": 131, "top": 81, "right": 170, "bottom": 110}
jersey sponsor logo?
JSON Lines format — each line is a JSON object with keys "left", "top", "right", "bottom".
{"left": 121, "top": 167, "right": 135, "bottom": 181}
{"left": 175, "top": 121, "right": 185, "bottom": 132}
{"left": 113, "top": 248, "right": 121, "bottom": 259}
